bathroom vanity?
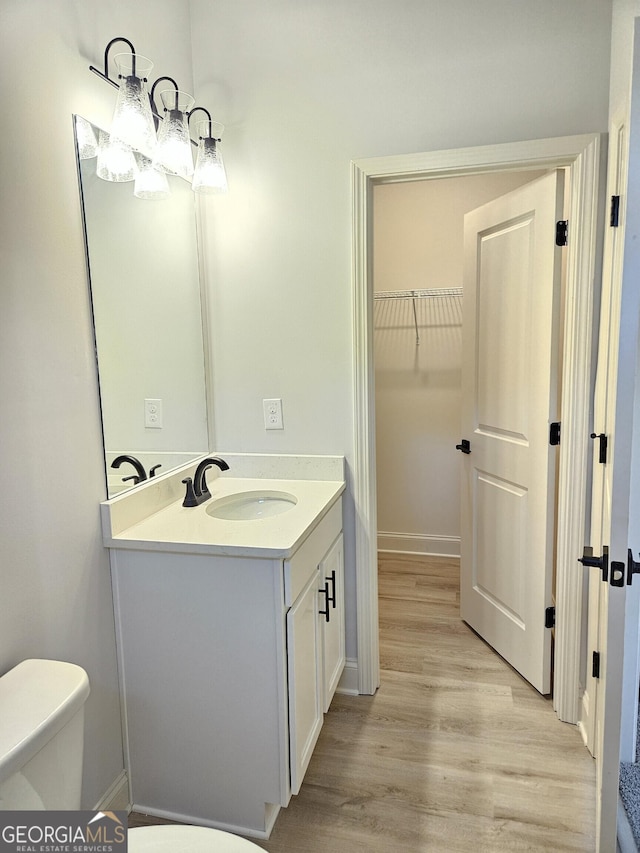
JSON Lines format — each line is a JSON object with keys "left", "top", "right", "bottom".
{"left": 101, "top": 455, "right": 346, "bottom": 838}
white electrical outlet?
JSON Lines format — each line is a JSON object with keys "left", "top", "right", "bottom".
{"left": 263, "top": 398, "right": 284, "bottom": 430}
{"left": 144, "top": 398, "right": 163, "bottom": 429}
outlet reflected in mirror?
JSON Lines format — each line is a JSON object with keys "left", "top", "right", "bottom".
{"left": 75, "top": 116, "right": 210, "bottom": 497}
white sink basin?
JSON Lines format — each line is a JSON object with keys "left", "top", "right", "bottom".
{"left": 205, "top": 490, "right": 298, "bottom": 521}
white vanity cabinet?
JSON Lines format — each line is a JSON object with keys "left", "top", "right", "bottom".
{"left": 109, "top": 494, "right": 344, "bottom": 839}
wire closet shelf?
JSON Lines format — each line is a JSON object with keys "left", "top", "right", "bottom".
{"left": 374, "top": 287, "right": 463, "bottom": 344}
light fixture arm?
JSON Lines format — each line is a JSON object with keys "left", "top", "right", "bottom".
{"left": 150, "top": 76, "right": 181, "bottom": 114}
{"left": 89, "top": 36, "right": 138, "bottom": 89}
{"left": 188, "top": 106, "right": 218, "bottom": 141}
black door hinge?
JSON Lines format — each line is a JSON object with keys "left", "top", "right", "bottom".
{"left": 590, "top": 432, "right": 608, "bottom": 464}
{"left": 550, "top": 422, "right": 561, "bottom": 446}
{"left": 555, "top": 220, "right": 568, "bottom": 246}
{"left": 592, "top": 651, "right": 601, "bottom": 679}
{"left": 610, "top": 195, "right": 621, "bottom": 227}
{"left": 545, "top": 606, "right": 556, "bottom": 629}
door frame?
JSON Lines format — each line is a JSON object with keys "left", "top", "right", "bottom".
{"left": 351, "top": 133, "right": 604, "bottom": 722}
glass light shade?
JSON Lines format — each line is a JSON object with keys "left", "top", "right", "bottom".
{"left": 154, "top": 89, "right": 195, "bottom": 178}
{"left": 110, "top": 53, "right": 157, "bottom": 158}
{"left": 96, "top": 129, "right": 137, "bottom": 182}
{"left": 75, "top": 116, "right": 98, "bottom": 159}
{"left": 134, "top": 154, "right": 171, "bottom": 200}
{"left": 192, "top": 121, "right": 228, "bottom": 194}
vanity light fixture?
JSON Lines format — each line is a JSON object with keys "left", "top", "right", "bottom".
{"left": 89, "top": 37, "right": 228, "bottom": 196}
{"left": 189, "top": 109, "right": 228, "bottom": 194}
{"left": 151, "top": 78, "right": 196, "bottom": 179}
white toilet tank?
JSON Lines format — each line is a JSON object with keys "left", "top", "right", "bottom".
{"left": 0, "top": 659, "right": 90, "bottom": 810}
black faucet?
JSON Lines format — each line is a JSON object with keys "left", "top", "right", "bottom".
{"left": 111, "top": 454, "right": 147, "bottom": 485}
{"left": 182, "top": 456, "right": 230, "bottom": 507}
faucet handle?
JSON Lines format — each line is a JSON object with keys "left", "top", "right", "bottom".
{"left": 182, "top": 477, "right": 200, "bottom": 507}
{"left": 149, "top": 464, "right": 162, "bottom": 477}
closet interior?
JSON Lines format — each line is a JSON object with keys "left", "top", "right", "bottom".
{"left": 372, "top": 170, "right": 546, "bottom": 560}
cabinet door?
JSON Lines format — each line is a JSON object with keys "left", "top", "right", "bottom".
{"left": 319, "top": 533, "right": 345, "bottom": 712}
{"left": 287, "top": 568, "right": 323, "bottom": 795}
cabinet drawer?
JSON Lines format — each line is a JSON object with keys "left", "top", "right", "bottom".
{"left": 284, "top": 498, "right": 342, "bottom": 607}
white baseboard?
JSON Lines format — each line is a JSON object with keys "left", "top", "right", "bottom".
{"left": 336, "top": 658, "right": 359, "bottom": 695}
{"left": 377, "top": 531, "right": 460, "bottom": 558}
{"left": 130, "top": 803, "right": 279, "bottom": 840}
{"left": 93, "top": 770, "right": 130, "bottom": 812}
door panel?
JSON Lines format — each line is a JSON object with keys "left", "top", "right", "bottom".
{"left": 476, "top": 217, "right": 532, "bottom": 440}
{"left": 460, "top": 171, "right": 564, "bottom": 695}
{"left": 287, "top": 569, "right": 322, "bottom": 795}
{"left": 474, "top": 471, "right": 527, "bottom": 626}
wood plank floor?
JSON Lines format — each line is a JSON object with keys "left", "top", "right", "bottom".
{"left": 129, "top": 552, "right": 596, "bottom": 851}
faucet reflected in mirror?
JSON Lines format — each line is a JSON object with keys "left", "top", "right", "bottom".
{"left": 111, "top": 454, "right": 162, "bottom": 486}
{"left": 74, "top": 115, "right": 210, "bottom": 499}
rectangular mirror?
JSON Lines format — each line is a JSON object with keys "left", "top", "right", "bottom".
{"left": 74, "top": 116, "right": 210, "bottom": 497}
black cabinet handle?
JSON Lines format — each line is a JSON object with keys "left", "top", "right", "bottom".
{"left": 326, "top": 570, "right": 336, "bottom": 608}
{"left": 318, "top": 584, "right": 330, "bottom": 622}
{"left": 456, "top": 439, "right": 471, "bottom": 454}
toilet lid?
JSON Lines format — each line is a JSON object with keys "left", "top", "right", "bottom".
{"left": 128, "top": 825, "right": 263, "bottom": 852}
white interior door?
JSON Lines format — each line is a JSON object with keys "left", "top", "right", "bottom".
{"left": 460, "top": 171, "right": 564, "bottom": 695}
{"left": 581, "top": 120, "right": 628, "bottom": 766}
{"left": 588, "top": 48, "right": 640, "bottom": 839}
{"left": 588, "top": 121, "right": 630, "bottom": 846}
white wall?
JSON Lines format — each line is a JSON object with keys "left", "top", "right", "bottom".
{"left": 190, "top": 0, "right": 612, "bottom": 658}
{"left": 0, "top": 0, "right": 194, "bottom": 808}
{"left": 373, "top": 171, "right": 543, "bottom": 555}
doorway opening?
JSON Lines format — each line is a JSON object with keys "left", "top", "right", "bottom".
{"left": 351, "top": 134, "right": 603, "bottom": 726}
{"left": 371, "top": 168, "right": 563, "bottom": 694}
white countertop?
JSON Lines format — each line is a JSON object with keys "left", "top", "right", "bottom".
{"left": 102, "top": 476, "right": 345, "bottom": 559}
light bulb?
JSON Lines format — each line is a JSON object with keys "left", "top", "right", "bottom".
{"left": 110, "top": 53, "right": 157, "bottom": 158}
{"left": 154, "top": 89, "right": 195, "bottom": 179}
{"left": 192, "top": 137, "right": 228, "bottom": 194}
